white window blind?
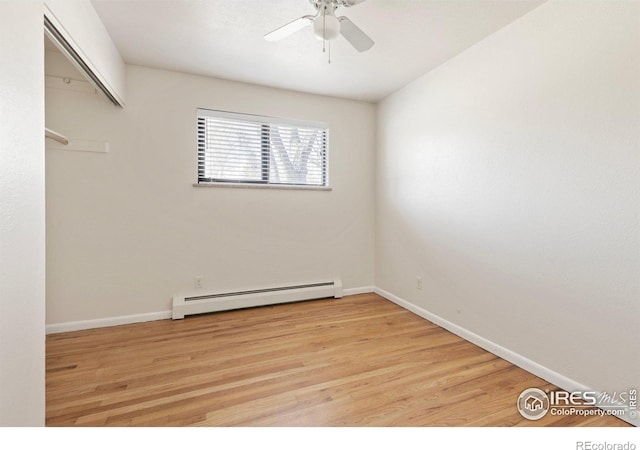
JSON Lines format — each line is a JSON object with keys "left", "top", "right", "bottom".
{"left": 197, "top": 109, "right": 329, "bottom": 187}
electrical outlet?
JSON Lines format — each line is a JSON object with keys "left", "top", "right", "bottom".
{"left": 416, "top": 276, "right": 423, "bottom": 290}
{"left": 194, "top": 276, "right": 203, "bottom": 289}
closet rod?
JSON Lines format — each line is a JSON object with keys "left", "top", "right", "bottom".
{"left": 45, "top": 127, "right": 69, "bottom": 145}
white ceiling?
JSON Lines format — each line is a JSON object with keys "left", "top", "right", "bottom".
{"left": 91, "top": 0, "right": 545, "bottom": 103}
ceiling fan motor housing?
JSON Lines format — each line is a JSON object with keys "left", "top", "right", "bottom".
{"left": 313, "top": 2, "right": 341, "bottom": 41}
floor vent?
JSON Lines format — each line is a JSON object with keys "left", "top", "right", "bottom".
{"left": 172, "top": 279, "right": 342, "bottom": 319}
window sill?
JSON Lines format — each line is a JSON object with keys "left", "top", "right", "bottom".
{"left": 193, "top": 182, "right": 332, "bottom": 191}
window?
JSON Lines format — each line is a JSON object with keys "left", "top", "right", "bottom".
{"left": 197, "top": 108, "right": 329, "bottom": 188}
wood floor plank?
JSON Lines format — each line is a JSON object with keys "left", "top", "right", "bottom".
{"left": 46, "top": 294, "right": 630, "bottom": 427}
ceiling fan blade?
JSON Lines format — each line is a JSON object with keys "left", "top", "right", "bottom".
{"left": 264, "top": 15, "right": 314, "bottom": 41}
{"left": 341, "top": 0, "right": 369, "bottom": 6}
{"left": 338, "top": 17, "right": 374, "bottom": 52}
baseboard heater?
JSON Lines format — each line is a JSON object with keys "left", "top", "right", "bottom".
{"left": 172, "top": 278, "right": 343, "bottom": 319}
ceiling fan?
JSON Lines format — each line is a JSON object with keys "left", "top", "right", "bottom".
{"left": 264, "top": 0, "right": 374, "bottom": 53}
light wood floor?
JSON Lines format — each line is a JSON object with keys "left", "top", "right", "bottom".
{"left": 46, "top": 294, "right": 629, "bottom": 427}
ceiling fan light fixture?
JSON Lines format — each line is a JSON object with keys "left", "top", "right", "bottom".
{"left": 313, "top": 12, "right": 341, "bottom": 41}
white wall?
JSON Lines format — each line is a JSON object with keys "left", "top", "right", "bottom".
{"left": 46, "top": 65, "right": 375, "bottom": 325}
{"left": 0, "top": 1, "right": 46, "bottom": 426}
{"left": 44, "top": 0, "right": 126, "bottom": 105}
{"left": 377, "top": 0, "right": 639, "bottom": 408}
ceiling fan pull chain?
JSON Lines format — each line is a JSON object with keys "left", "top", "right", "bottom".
{"left": 328, "top": 40, "right": 331, "bottom": 64}
{"left": 322, "top": 6, "right": 326, "bottom": 53}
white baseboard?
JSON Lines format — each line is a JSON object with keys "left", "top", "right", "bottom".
{"left": 374, "top": 287, "right": 585, "bottom": 391}
{"left": 45, "top": 286, "right": 375, "bottom": 335}
{"left": 46, "top": 310, "right": 172, "bottom": 335}
{"left": 342, "top": 286, "right": 375, "bottom": 296}
{"left": 374, "top": 287, "right": 638, "bottom": 427}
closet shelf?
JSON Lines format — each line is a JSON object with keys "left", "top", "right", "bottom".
{"left": 45, "top": 127, "right": 68, "bottom": 145}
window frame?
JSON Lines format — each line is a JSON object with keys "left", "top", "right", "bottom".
{"left": 196, "top": 108, "right": 330, "bottom": 190}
